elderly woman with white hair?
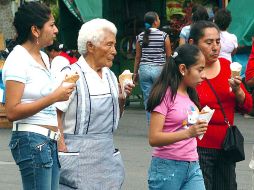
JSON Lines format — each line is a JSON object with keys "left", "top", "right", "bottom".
{"left": 56, "top": 18, "right": 134, "bottom": 189}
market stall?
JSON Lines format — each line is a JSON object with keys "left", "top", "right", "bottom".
{"left": 58, "top": 0, "right": 228, "bottom": 105}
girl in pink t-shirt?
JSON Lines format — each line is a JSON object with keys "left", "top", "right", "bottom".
{"left": 147, "top": 44, "right": 207, "bottom": 190}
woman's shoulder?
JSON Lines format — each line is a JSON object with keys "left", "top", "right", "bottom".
{"left": 218, "top": 58, "right": 231, "bottom": 78}
{"left": 6, "top": 45, "right": 23, "bottom": 58}
{"left": 153, "top": 28, "right": 166, "bottom": 34}
{"left": 219, "top": 57, "right": 231, "bottom": 68}
{"left": 163, "top": 88, "right": 173, "bottom": 102}
{"left": 4, "top": 45, "right": 28, "bottom": 66}
{"left": 138, "top": 31, "right": 145, "bottom": 36}
{"left": 181, "top": 25, "right": 191, "bottom": 31}
{"left": 221, "top": 31, "right": 237, "bottom": 41}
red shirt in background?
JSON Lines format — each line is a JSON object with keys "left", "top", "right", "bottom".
{"left": 196, "top": 58, "right": 252, "bottom": 149}
{"left": 245, "top": 42, "right": 254, "bottom": 82}
{"left": 59, "top": 51, "right": 77, "bottom": 65}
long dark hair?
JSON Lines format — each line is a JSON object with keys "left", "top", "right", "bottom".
{"left": 142, "top": 11, "right": 158, "bottom": 48}
{"left": 13, "top": 2, "right": 51, "bottom": 44}
{"left": 147, "top": 44, "right": 201, "bottom": 112}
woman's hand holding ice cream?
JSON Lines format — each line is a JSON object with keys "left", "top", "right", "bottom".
{"left": 51, "top": 72, "right": 79, "bottom": 102}
{"left": 62, "top": 72, "right": 79, "bottom": 86}
{"left": 228, "top": 62, "right": 245, "bottom": 103}
{"left": 228, "top": 75, "right": 242, "bottom": 92}
{"left": 228, "top": 62, "right": 242, "bottom": 92}
{"left": 52, "top": 82, "right": 76, "bottom": 102}
{"left": 229, "top": 76, "right": 245, "bottom": 104}
{"left": 118, "top": 70, "right": 135, "bottom": 116}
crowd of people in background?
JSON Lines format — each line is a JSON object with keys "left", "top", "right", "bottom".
{"left": 1, "top": 1, "right": 254, "bottom": 190}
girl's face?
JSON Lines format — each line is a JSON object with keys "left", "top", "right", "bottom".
{"left": 38, "top": 14, "right": 58, "bottom": 48}
{"left": 182, "top": 52, "right": 206, "bottom": 88}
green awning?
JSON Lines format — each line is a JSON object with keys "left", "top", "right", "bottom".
{"left": 62, "top": 0, "right": 83, "bottom": 22}
{"left": 61, "top": 0, "right": 103, "bottom": 22}
{"left": 75, "top": 0, "right": 103, "bottom": 21}
{"left": 227, "top": 0, "right": 254, "bottom": 46}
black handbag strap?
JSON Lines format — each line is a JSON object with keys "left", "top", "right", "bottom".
{"left": 205, "top": 79, "right": 231, "bottom": 127}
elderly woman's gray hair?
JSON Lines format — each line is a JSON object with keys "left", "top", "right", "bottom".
{"left": 77, "top": 18, "right": 117, "bottom": 55}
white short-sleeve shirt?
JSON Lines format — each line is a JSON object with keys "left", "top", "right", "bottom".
{"left": 219, "top": 31, "right": 238, "bottom": 62}
{"left": 2, "top": 45, "right": 58, "bottom": 126}
{"left": 50, "top": 55, "right": 70, "bottom": 80}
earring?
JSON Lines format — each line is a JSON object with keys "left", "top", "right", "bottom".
{"left": 182, "top": 72, "right": 185, "bottom": 76}
{"left": 36, "top": 37, "right": 39, "bottom": 45}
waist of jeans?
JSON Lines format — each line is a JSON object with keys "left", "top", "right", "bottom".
{"left": 140, "top": 63, "right": 164, "bottom": 67}
{"left": 13, "top": 123, "right": 61, "bottom": 141}
{"left": 153, "top": 156, "right": 199, "bottom": 165}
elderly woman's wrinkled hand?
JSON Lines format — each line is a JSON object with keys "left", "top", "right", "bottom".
{"left": 228, "top": 76, "right": 242, "bottom": 93}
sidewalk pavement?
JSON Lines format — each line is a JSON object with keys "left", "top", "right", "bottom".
{"left": 0, "top": 106, "right": 253, "bottom": 190}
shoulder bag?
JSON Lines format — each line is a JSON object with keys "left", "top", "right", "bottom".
{"left": 206, "top": 79, "right": 245, "bottom": 162}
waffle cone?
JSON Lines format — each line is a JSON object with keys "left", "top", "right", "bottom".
{"left": 231, "top": 70, "right": 240, "bottom": 78}
{"left": 119, "top": 73, "right": 133, "bottom": 86}
{"left": 64, "top": 72, "right": 79, "bottom": 83}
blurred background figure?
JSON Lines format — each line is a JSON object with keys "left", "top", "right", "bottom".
{"left": 179, "top": 4, "right": 209, "bottom": 46}
{"left": 134, "top": 11, "right": 171, "bottom": 125}
{"left": 244, "top": 37, "right": 254, "bottom": 118}
{"left": 214, "top": 8, "right": 238, "bottom": 62}
{"left": 45, "top": 40, "right": 78, "bottom": 78}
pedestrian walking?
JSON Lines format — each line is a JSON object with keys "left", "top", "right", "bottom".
{"left": 147, "top": 44, "right": 207, "bottom": 190}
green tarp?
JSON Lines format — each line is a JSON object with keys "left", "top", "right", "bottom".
{"left": 61, "top": 0, "right": 103, "bottom": 22}
{"left": 75, "top": 0, "right": 103, "bottom": 21}
{"left": 62, "top": 0, "right": 83, "bottom": 22}
{"left": 227, "top": 0, "right": 254, "bottom": 46}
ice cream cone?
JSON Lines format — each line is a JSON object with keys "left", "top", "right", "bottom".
{"left": 198, "top": 105, "right": 215, "bottom": 140}
{"left": 230, "top": 62, "right": 242, "bottom": 78}
{"left": 64, "top": 72, "right": 79, "bottom": 83}
{"left": 231, "top": 70, "right": 241, "bottom": 78}
{"left": 119, "top": 70, "right": 133, "bottom": 97}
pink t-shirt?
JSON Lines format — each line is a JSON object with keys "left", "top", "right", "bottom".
{"left": 152, "top": 89, "right": 199, "bottom": 161}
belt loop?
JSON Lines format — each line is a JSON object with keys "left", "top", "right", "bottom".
{"left": 16, "top": 123, "right": 18, "bottom": 131}
{"left": 47, "top": 129, "right": 51, "bottom": 137}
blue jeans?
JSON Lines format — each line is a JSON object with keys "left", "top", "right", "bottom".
{"left": 9, "top": 131, "right": 60, "bottom": 190}
{"left": 148, "top": 157, "right": 205, "bottom": 190}
{"left": 139, "top": 64, "right": 163, "bottom": 124}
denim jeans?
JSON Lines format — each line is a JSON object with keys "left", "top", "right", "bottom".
{"left": 139, "top": 64, "right": 163, "bottom": 124}
{"left": 9, "top": 131, "right": 60, "bottom": 190}
{"left": 148, "top": 157, "right": 205, "bottom": 190}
